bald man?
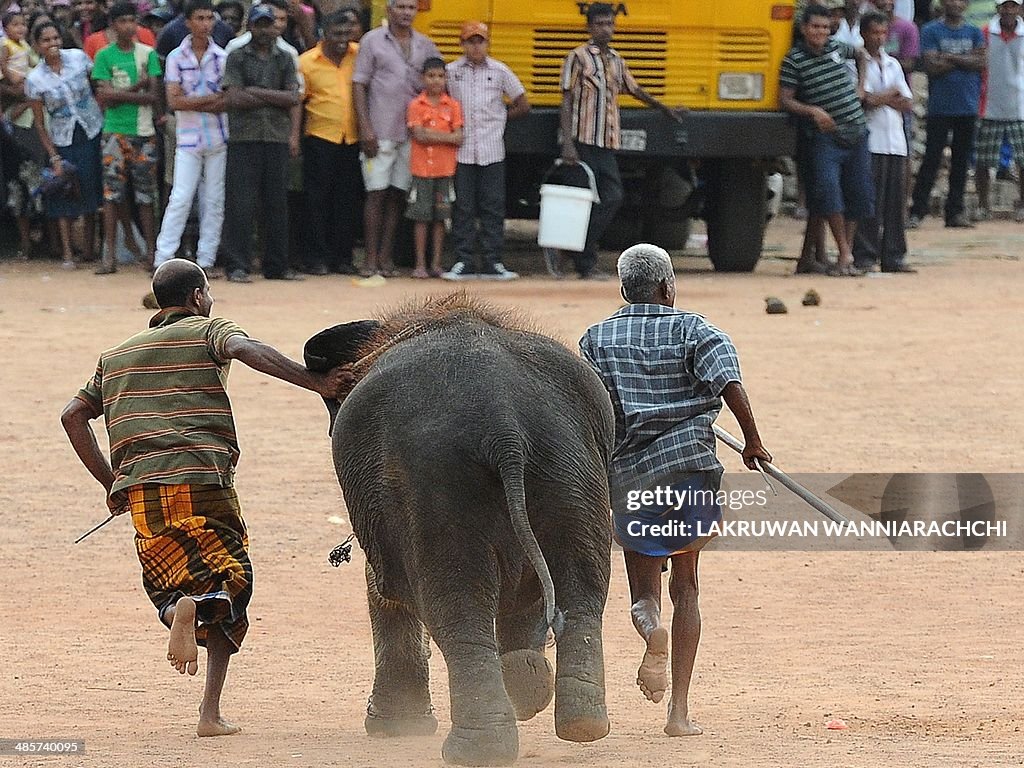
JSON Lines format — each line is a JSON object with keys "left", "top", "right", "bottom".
{"left": 61, "top": 258, "right": 349, "bottom": 738}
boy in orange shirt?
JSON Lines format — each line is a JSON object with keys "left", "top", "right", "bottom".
{"left": 406, "top": 57, "right": 463, "bottom": 278}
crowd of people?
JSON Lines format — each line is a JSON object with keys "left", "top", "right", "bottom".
{"left": 0, "top": 0, "right": 545, "bottom": 281}
{"left": 786, "top": 0, "right": 1024, "bottom": 276}
{"left": 5, "top": 0, "right": 1022, "bottom": 280}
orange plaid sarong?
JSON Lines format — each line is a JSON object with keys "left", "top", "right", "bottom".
{"left": 129, "top": 484, "right": 251, "bottom": 652}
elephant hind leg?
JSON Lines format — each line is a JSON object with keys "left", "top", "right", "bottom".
{"left": 364, "top": 563, "right": 437, "bottom": 737}
{"left": 500, "top": 649, "right": 554, "bottom": 721}
{"left": 497, "top": 593, "right": 553, "bottom": 721}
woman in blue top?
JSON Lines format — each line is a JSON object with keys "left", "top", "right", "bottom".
{"left": 25, "top": 21, "right": 104, "bottom": 269}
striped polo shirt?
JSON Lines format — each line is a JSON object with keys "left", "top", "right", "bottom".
{"left": 780, "top": 39, "right": 867, "bottom": 142}
{"left": 561, "top": 41, "right": 641, "bottom": 149}
{"left": 76, "top": 309, "right": 248, "bottom": 493}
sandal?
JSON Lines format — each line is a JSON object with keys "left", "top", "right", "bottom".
{"left": 411, "top": 268, "right": 430, "bottom": 279}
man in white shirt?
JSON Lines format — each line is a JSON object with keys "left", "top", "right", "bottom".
{"left": 854, "top": 11, "right": 916, "bottom": 272}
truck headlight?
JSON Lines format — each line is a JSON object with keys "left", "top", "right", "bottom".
{"left": 718, "top": 73, "right": 764, "bottom": 101}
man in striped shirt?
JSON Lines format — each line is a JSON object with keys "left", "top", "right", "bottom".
{"left": 780, "top": 4, "right": 873, "bottom": 276}
{"left": 580, "top": 243, "right": 770, "bottom": 736}
{"left": 61, "top": 259, "right": 348, "bottom": 738}
{"left": 559, "top": 3, "right": 684, "bottom": 280}
{"left": 154, "top": 0, "right": 229, "bottom": 276}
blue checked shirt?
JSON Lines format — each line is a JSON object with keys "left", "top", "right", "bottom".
{"left": 579, "top": 304, "right": 742, "bottom": 500}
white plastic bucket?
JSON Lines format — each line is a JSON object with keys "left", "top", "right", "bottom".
{"left": 538, "top": 162, "right": 600, "bottom": 252}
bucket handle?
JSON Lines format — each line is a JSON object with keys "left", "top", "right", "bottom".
{"left": 542, "top": 159, "right": 601, "bottom": 204}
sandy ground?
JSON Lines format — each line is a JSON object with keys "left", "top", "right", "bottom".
{"left": 1, "top": 216, "right": 1022, "bottom": 768}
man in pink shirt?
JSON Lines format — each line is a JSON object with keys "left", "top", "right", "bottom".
{"left": 442, "top": 21, "right": 529, "bottom": 281}
{"left": 352, "top": 0, "right": 440, "bottom": 277}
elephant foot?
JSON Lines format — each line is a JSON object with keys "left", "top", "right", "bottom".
{"left": 555, "top": 714, "right": 610, "bottom": 743}
{"left": 441, "top": 724, "right": 518, "bottom": 767}
{"left": 500, "top": 649, "right": 554, "bottom": 721}
{"left": 364, "top": 703, "right": 438, "bottom": 738}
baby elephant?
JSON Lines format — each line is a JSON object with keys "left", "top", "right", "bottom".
{"left": 305, "top": 295, "right": 614, "bottom": 766}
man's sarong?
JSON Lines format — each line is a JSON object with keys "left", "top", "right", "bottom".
{"left": 129, "top": 484, "right": 252, "bottom": 652}
{"left": 612, "top": 470, "right": 723, "bottom": 558}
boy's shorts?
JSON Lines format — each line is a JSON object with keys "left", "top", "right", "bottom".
{"left": 405, "top": 175, "right": 455, "bottom": 222}
{"left": 102, "top": 133, "right": 158, "bottom": 205}
{"left": 360, "top": 139, "right": 412, "bottom": 192}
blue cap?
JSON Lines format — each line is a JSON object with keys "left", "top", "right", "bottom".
{"left": 248, "top": 4, "right": 275, "bottom": 25}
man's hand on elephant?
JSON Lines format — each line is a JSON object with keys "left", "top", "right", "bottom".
{"left": 318, "top": 364, "right": 356, "bottom": 399}
{"left": 741, "top": 442, "right": 772, "bottom": 471}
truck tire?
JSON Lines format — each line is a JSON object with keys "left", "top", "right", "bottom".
{"left": 704, "top": 158, "right": 767, "bottom": 272}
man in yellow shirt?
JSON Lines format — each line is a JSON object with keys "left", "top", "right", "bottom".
{"left": 298, "top": 8, "right": 361, "bottom": 275}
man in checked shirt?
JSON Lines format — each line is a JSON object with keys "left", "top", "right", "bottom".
{"left": 579, "top": 243, "right": 771, "bottom": 737}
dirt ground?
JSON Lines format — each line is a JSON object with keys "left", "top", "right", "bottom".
{"left": 1, "top": 215, "right": 1022, "bottom": 768}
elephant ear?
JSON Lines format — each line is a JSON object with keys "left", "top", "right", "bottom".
{"left": 304, "top": 320, "right": 382, "bottom": 437}
{"left": 304, "top": 320, "right": 382, "bottom": 371}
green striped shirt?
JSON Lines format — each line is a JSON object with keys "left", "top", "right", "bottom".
{"left": 780, "top": 40, "right": 867, "bottom": 142}
{"left": 77, "top": 309, "right": 248, "bottom": 493}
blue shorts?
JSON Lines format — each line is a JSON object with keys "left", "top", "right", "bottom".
{"left": 805, "top": 131, "right": 875, "bottom": 220}
{"left": 613, "top": 471, "right": 723, "bottom": 557}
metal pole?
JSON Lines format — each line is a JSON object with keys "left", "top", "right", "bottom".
{"left": 714, "top": 425, "right": 850, "bottom": 525}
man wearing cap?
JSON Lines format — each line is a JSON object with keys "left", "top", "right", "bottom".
{"left": 220, "top": 2, "right": 302, "bottom": 282}
{"left": 558, "top": 3, "right": 685, "bottom": 280}
{"left": 352, "top": 0, "right": 440, "bottom": 276}
{"left": 442, "top": 20, "right": 529, "bottom": 281}
{"left": 974, "top": 0, "right": 1024, "bottom": 221}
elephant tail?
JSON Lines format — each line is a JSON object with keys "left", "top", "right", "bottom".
{"left": 496, "top": 443, "right": 565, "bottom": 641}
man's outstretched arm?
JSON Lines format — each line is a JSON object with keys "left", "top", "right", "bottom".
{"left": 223, "top": 335, "right": 352, "bottom": 398}
{"left": 721, "top": 381, "right": 772, "bottom": 469}
{"left": 60, "top": 398, "right": 128, "bottom": 514}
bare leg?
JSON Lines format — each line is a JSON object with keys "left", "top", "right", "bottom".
{"left": 412, "top": 220, "right": 428, "bottom": 274}
{"left": 430, "top": 220, "right": 445, "bottom": 273}
{"left": 57, "top": 218, "right": 76, "bottom": 266}
{"left": 623, "top": 549, "right": 669, "bottom": 703}
{"left": 197, "top": 625, "right": 241, "bottom": 737}
{"left": 138, "top": 203, "right": 156, "bottom": 268}
{"left": 377, "top": 188, "right": 404, "bottom": 272}
{"left": 165, "top": 596, "right": 199, "bottom": 676}
{"left": 825, "top": 212, "right": 852, "bottom": 268}
{"left": 977, "top": 165, "right": 990, "bottom": 213}
{"left": 845, "top": 219, "right": 858, "bottom": 257}
{"left": 363, "top": 189, "right": 386, "bottom": 274}
{"left": 665, "top": 551, "right": 703, "bottom": 736}
{"left": 100, "top": 202, "right": 119, "bottom": 272}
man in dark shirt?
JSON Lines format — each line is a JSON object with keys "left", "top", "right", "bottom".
{"left": 221, "top": 4, "right": 302, "bottom": 282}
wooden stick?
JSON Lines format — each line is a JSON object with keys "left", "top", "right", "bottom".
{"left": 74, "top": 514, "right": 116, "bottom": 544}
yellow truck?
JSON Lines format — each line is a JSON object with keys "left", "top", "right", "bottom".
{"left": 379, "top": 0, "right": 797, "bottom": 271}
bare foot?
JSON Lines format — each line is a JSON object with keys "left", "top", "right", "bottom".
{"left": 636, "top": 625, "right": 669, "bottom": 703}
{"left": 665, "top": 717, "right": 703, "bottom": 736}
{"left": 197, "top": 715, "right": 241, "bottom": 737}
{"left": 168, "top": 596, "right": 198, "bottom": 676}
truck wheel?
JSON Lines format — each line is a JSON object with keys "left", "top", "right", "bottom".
{"left": 704, "top": 158, "right": 767, "bottom": 272}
